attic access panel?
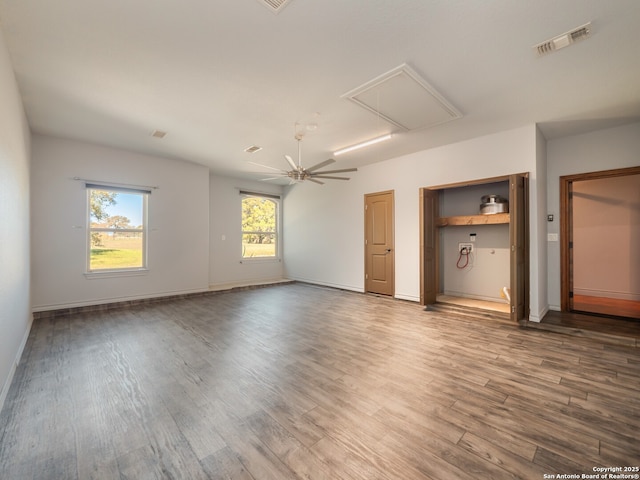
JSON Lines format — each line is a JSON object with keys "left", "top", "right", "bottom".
{"left": 342, "top": 64, "right": 462, "bottom": 131}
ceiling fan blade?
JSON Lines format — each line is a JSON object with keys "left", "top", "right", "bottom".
{"left": 248, "top": 161, "right": 285, "bottom": 173}
{"left": 306, "top": 158, "right": 336, "bottom": 172}
{"left": 307, "top": 178, "right": 325, "bottom": 185}
{"left": 259, "top": 177, "right": 285, "bottom": 181}
{"left": 310, "top": 175, "right": 351, "bottom": 180}
{"left": 284, "top": 154, "right": 297, "bottom": 171}
{"left": 313, "top": 167, "right": 358, "bottom": 174}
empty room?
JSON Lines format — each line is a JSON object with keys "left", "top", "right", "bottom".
{"left": 1, "top": 1, "right": 639, "bottom": 479}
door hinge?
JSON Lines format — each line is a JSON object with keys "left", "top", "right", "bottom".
{"left": 365, "top": 273, "right": 368, "bottom": 279}
{"left": 569, "top": 291, "right": 574, "bottom": 298}
{"left": 569, "top": 241, "right": 573, "bottom": 248}
{"left": 511, "top": 306, "right": 515, "bottom": 313}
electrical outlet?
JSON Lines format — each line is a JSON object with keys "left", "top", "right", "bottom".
{"left": 458, "top": 243, "right": 473, "bottom": 253}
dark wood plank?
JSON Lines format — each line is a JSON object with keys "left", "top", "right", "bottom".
{"left": 1, "top": 283, "right": 639, "bottom": 480}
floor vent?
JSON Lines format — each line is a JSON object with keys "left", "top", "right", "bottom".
{"left": 257, "top": 0, "right": 293, "bottom": 14}
{"left": 534, "top": 22, "right": 592, "bottom": 57}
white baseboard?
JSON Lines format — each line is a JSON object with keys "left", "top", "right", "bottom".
{"left": 208, "top": 277, "right": 291, "bottom": 291}
{"left": 287, "top": 276, "right": 365, "bottom": 294}
{"left": 0, "top": 313, "right": 33, "bottom": 413}
{"left": 443, "top": 290, "right": 505, "bottom": 304}
{"left": 395, "top": 293, "right": 420, "bottom": 302}
{"left": 31, "top": 288, "right": 211, "bottom": 313}
{"left": 528, "top": 305, "right": 549, "bottom": 323}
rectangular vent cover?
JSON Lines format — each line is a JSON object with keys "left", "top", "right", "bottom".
{"left": 257, "top": 0, "right": 293, "bottom": 14}
{"left": 342, "top": 64, "right": 462, "bottom": 131}
{"left": 534, "top": 22, "right": 592, "bottom": 57}
{"left": 151, "top": 130, "right": 167, "bottom": 139}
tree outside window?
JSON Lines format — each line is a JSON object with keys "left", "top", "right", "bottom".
{"left": 241, "top": 195, "right": 278, "bottom": 258}
{"left": 88, "top": 187, "right": 147, "bottom": 271}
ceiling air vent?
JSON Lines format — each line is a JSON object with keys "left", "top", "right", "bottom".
{"left": 256, "top": 0, "right": 292, "bottom": 14}
{"left": 534, "top": 22, "right": 592, "bottom": 57}
{"left": 244, "top": 145, "right": 263, "bottom": 153}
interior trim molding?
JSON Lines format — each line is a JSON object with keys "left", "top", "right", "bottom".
{"left": 0, "top": 313, "right": 33, "bottom": 413}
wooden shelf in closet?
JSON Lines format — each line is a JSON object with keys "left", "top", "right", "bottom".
{"left": 437, "top": 212, "right": 510, "bottom": 227}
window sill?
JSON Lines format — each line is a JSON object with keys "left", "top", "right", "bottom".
{"left": 239, "top": 258, "right": 281, "bottom": 264}
{"left": 84, "top": 268, "right": 149, "bottom": 280}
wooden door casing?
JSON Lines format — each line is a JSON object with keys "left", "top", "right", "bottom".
{"left": 420, "top": 189, "right": 439, "bottom": 305}
{"left": 509, "top": 173, "right": 529, "bottom": 323}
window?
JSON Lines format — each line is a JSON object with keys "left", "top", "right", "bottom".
{"left": 87, "top": 184, "right": 149, "bottom": 272}
{"left": 241, "top": 193, "right": 279, "bottom": 259}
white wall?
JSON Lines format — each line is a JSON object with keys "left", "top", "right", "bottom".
{"left": 0, "top": 30, "right": 32, "bottom": 410}
{"left": 209, "top": 175, "right": 284, "bottom": 288}
{"left": 284, "top": 125, "right": 543, "bottom": 318}
{"left": 31, "top": 135, "right": 210, "bottom": 311}
{"left": 546, "top": 121, "right": 640, "bottom": 310}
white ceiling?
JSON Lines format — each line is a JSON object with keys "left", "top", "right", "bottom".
{"left": 1, "top": 0, "right": 639, "bottom": 181}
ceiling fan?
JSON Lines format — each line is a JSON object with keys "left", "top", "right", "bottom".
{"left": 251, "top": 133, "right": 357, "bottom": 185}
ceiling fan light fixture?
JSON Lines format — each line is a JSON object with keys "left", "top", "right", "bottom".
{"left": 251, "top": 129, "right": 357, "bottom": 185}
{"left": 333, "top": 134, "right": 393, "bottom": 156}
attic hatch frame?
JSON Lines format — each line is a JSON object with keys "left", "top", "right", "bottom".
{"left": 341, "top": 63, "right": 462, "bottom": 131}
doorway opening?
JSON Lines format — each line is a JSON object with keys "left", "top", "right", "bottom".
{"left": 560, "top": 166, "right": 640, "bottom": 320}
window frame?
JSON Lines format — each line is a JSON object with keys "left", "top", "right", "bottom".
{"left": 240, "top": 192, "right": 281, "bottom": 262}
{"left": 85, "top": 184, "right": 150, "bottom": 276}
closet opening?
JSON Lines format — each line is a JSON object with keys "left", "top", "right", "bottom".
{"left": 420, "top": 173, "right": 529, "bottom": 323}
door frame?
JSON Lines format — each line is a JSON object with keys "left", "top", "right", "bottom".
{"left": 559, "top": 165, "right": 640, "bottom": 312}
{"left": 364, "top": 190, "right": 395, "bottom": 296}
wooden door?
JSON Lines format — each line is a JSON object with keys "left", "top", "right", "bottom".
{"left": 509, "top": 173, "right": 529, "bottom": 322}
{"left": 420, "top": 189, "right": 439, "bottom": 305}
{"left": 365, "top": 191, "right": 394, "bottom": 296}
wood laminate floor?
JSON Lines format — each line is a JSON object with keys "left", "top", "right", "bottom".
{"left": 436, "top": 295, "right": 511, "bottom": 315}
{"left": 1, "top": 283, "right": 639, "bottom": 479}
{"left": 573, "top": 294, "right": 640, "bottom": 320}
